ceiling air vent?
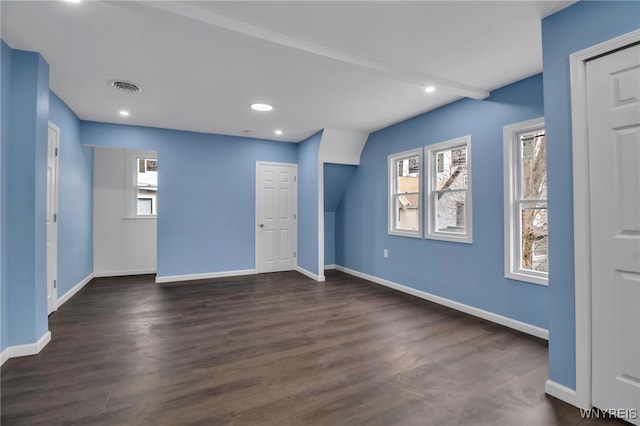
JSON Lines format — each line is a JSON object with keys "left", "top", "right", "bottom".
{"left": 110, "top": 80, "right": 141, "bottom": 93}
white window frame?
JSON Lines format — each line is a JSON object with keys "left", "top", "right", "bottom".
{"left": 503, "top": 117, "right": 547, "bottom": 285}
{"left": 388, "top": 148, "right": 422, "bottom": 238}
{"left": 124, "top": 149, "right": 158, "bottom": 219}
{"left": 425, "top": 136, "right": 473, "bottom": 244}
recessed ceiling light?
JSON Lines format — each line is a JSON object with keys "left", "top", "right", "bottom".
{"left": 275, "top": 129, "right": 283, "bottom": 135}
{"left": 425, "top": 86, "right": 436, "bottom": 93}
{"left": 65, "top": 0, "right": 81, "bottom": 3}
{"left": 251, "top": 103, "right": 273, "bottom": 112}
{"left": 119, "top": 110, "right": 130, "bottom": 117}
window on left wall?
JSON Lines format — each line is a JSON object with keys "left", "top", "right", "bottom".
{"left": 388, "top": 148, "right": 422, "bottom": 237}
{"left": 136, "top": 157, "right": 158, "bottom": 216}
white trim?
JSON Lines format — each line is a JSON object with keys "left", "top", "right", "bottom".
{"left": 296, "top": 266, "right": 326, "bottom": 282}
{"left": 425, "top": 136, "right": 473, "bottom": 244}
{"left": 57, "top": 272, "right": 94, "bottom": 308}
{"left": 255, "top": 161, "right": 298, "bottom": 274}
{"left": 324, "top": 264, "right": 336, "bottom": 270}
{"left": 93, "top": 269, "right": 156, "bottom": 278}
{"left": 155, "top": 269, "right": 256, "bottom": 284}
{"left": 388, "top": 148, "right": 423, "bottom": 238}
{"left": 334, "top": 265, "right": 548, "bottom": 340}
{"left": 570, "top": 29, "right": 640, "bottom": 411}
{"left": 0, "top": 331, "right": 52, "bottom": 366}
{"left": 503, "top": 117, "right": 548, "bottom": 286}
{"left": 545, "top": 380, "right": 578, "bottom": 406}
{"left": 47, "top": 122, "right": 60, "bottom": 315}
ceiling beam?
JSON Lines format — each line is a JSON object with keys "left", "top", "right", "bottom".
{"left": 124, "top": 1, "right": 490, "bottom": 100}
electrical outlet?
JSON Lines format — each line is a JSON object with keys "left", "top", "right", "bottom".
{"left": 383, "top": 249, "right": 388, "bottom": 258}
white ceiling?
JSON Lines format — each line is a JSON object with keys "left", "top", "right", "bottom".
{"left": 1, "top": 1, "right": 574, "bottom": 143}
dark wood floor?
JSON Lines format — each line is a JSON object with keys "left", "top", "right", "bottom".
{"left": 1, "top": 270, "right": 623, "bottom": 425}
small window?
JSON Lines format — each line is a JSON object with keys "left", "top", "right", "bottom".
{"left": 425, "top": 136, "right": 472, "bottom": 243}
{"left": 388, "top": 148, "right": 422, "bottom": 237}
{"left": 136, "top": 157, "right": 158, "bottom": 216}
{"left": 504, "top": 118, "right": 547, "bottom": 285}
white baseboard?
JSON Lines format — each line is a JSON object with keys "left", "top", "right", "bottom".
{"left": 296, "top": 266, "right": 325, "bottom": 282}
{"left": 155, "top": 268, "right": 257, "bottom": 284}
{"left": 334, "top": 265, "right": 549, "bottom": 340}
{"left": 0, "top": 331, "right": 51, "bottom": 367}
{"left": 545, "top": 380, "right": 578, "bottom": 406}
{"left": 324, "top": 264, "right": 337, "bottom": 270}
{"left": 93, "top": 268, "right": 156, "bottom": 278}
{"left": 57, "top": 272, "right": 94, "bottom": 308}
{"left": 0, "top": 347, "right": 9, "bottom": 366}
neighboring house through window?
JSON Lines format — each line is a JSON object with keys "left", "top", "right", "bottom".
{"left": 503, "top": 117, "right": 548, "bottom": 285}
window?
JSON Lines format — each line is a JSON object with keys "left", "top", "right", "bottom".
{"left": 124, "top": 149, "right": 158, "bottom": 218}
{"left": 388, "top": 148, "right": 422, "bottom": 237}
{"left": 504, "top": 118, "right": 547, "bottom": 285}
{"left": 136, "top": 157, "right": 158, "bottom": 215}
{"left": 425, "top": 136, "right": 472, "bottom": 243}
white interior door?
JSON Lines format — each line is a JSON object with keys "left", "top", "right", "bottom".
{"left": 256, "top": 163, "right": 297, "bottom": 273}
{"left": 47, "top": 122, "right": 60, "bottom": 315}
{"left": 587, "top": 43, "right": 640, "bottom": 424}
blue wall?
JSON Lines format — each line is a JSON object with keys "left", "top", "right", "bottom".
{"left": 542, "top": 0, "right": 640, "bottom": 390}
{"left": 296, "top": 131, "right": 322, "bottom": 275}
{"left": 5, "top": 47, "right": 50, "bottom": 346}
{"left": 336, "top": 74, "right": 547, "bottom": 328}
{"left": 324, "top": 163, "right": 357, "bottom": 266}
{"left": 49, "top": 92, "right": 94, "bottom": 297}
{"left": 81, "top": 121, "right": 298, "bottom": 278}
{"left": 0, "top": 40, "right": 13, "bottom": 352}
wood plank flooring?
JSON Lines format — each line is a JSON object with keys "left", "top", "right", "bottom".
{"left": 1, "top": 270, "right": 624, "bottom": 425}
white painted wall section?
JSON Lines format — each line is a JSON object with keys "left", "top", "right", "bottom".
{"left": 318, "top": 128, "right": 369, "bottom": 165}
{"left": 93, "top": 147, "right": 157, "bottom": 276}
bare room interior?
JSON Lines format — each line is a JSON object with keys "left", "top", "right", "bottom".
{"left": 1, "top": 1, "right": 639, "bottom": 425}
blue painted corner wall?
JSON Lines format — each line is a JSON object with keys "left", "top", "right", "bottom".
{"left": 49, "top": 92, "right": 94, "bottom": 297}
{"left": 81, "top": 121, "right": 298, "bottom": 278}
{"left": 0, "top": 40, "right": 13, "bottom": 352}
{"left": 542, "top": 0, "right": 640, "bottom": 390}
{"left": 324, "top": 163, "right": 357, "bottom": 266}
{"left": 4, "top": 45, "right": 50, "bottom": 346}
{"left": 336, "top": 74, "right": 547, "bottom": 329}
{"left": 297, "top": 131, "right": 322, "bottom": 276}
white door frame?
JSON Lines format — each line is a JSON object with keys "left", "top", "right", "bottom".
{"left": 47, "top": 121, "right": 60, "bottom": 314}
{"left": 570, "top": 29, "right": 640, "bottom": 410}
{"left": 255, "top": 161, "right": 298, "bottom": 273}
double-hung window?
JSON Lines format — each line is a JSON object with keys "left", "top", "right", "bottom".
{"left": 503, "top": 118, "right": 548, "bottom": 285}
{"left": 388, "top": 148, "right": 422, "bottom": 237}
{"left": 425, "top": 136, "right": 472, "bottom": 243}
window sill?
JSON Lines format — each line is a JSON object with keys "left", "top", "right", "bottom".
{"left": 388, "top": 229, "right": 422, "bottom": 239}
{"left": 425, "top": 232, "right": 472, "bottom": 244}
{"left": 505, "top": 271, "right": 548, "bottom": 286}
{"left": 122, "top": 216, "right": 157, "bottom": 221}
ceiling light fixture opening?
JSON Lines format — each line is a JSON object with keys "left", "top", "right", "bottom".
{"left": 65, "top": 0, "right": 81, "bottom": 3}
{"left": 275, "top": 129, "right": 283, "bottom": 135}
{"left": 119, "top": 110, "right": 130, "bottom": 117}
{"left": 110, "top": 80, "right": 142, "bottom": 93}
{"left": 251, "top": 103, "right": 273, "bottom": 112}
{"left": 425, "top": 86, "right": 436, "bottom": 93}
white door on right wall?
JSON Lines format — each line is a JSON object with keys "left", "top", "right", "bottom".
{"left": 587, "top": 43, "right": 640, "bottom": 425}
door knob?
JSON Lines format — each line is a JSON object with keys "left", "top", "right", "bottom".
{"left": 259, "top": 224, "right": 264, "bottom": 228}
